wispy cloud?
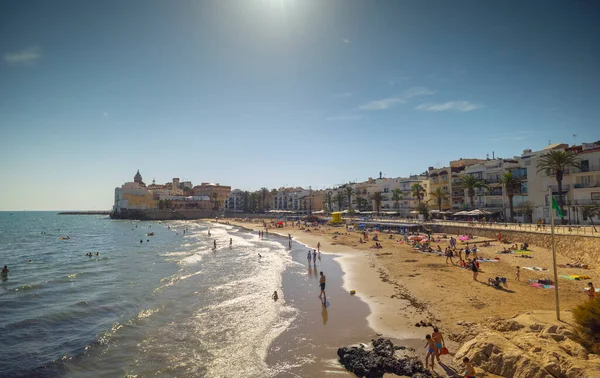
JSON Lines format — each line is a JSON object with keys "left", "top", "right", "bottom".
{"left": 358, "top": 86, "right": 435, "bottom": 111}
{"left": 4, "top": 46, "right": 41, "bottom": 66}
{"left": 415, "top": 101, "right": 482, "bottom": 112}
{"left": 342, "top": 38, "right": 350, "bottom": 44}
{"left": 333, "top": 92, "right": 354, "bottom": 98}
{"left": 358, "top": 97, "right": 406, "bottom": 110}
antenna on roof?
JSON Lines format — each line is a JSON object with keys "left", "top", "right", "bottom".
{"left": 573, "top": 134, "right": 577, "bottom": 146}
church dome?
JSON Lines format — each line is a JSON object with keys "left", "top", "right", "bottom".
{"left": 134, "top": 169, "right": 143, "bottom": 183}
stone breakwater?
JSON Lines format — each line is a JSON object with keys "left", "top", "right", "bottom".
{"left": 110, "top": 209, "right": 220, "bottom": 220}
{"left": 439, "top": 225, "right": 600, "bottom": 274}
{"left": 337, "top": 338, "right": 432, "bottom": 378}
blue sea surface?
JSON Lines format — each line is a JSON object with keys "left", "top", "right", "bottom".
{"left": 0, "top": 212, "right": 297, "bottom": 377}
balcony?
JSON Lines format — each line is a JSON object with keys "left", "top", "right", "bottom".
{"left": 572, "top": 164, "right": 600, "bottom": 174}
{"left": 548, "top": 184, "right": 570, "bottom": 192}
{"left": 572, "top": 199, "right": 600, "bottom": 206}
{"left": 573, "top": 182, "right": 600, "bottom": 189}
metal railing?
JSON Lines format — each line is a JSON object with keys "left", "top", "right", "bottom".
{"left": 341, "top": 216, "right": 600, "bottom": 237}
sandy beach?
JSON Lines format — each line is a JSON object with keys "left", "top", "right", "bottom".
{"left": 221, "top": 218, "right": 600, "bottom": 376}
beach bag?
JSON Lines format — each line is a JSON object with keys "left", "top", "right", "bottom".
{"left": 441, "top": 347, "right": 449, "bottom": 355}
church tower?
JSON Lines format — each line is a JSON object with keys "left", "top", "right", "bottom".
{"left": 134, "top": 169, "right": 143, "bottom": 184}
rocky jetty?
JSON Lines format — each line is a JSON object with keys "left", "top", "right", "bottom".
{"left": 337, "top": 338, "right": 432, "bottom": 378}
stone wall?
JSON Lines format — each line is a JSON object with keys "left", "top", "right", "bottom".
{"left": 439, "top": 225, "right": 600, "bottom": 271}
{"left": 110, "top": 209, "right": 220, "bottom": 221}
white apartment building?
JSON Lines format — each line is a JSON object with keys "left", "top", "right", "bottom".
{"left": 225, "top": 189, "right": 246, "bottom": 212}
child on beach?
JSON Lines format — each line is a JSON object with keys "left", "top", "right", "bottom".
{"left": 431, "top": 327, "right": 445, "bottom": 363}
{"left": 424, "top": 334, "right": 436, "bottom": 371}
{"left": 463, "top": 357, "right": 476, "bottom": 378}
{"left": 586, "top": 282, "right": 596, "bottom": 301}
{"left": 515, "top": 266, "right": 521, "bottom": 281}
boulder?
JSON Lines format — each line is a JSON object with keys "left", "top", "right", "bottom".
{"left": 338, "top": 338, "right": 432, "bottom": 378}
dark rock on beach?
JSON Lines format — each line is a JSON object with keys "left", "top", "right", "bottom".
{"left": 337, "top": 338, "right": 432, "bottom": 378}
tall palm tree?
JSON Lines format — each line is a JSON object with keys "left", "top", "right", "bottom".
{"left": 458, "top": 174, "right": 489, "bottom": 209}
{"left": 391, "top": 188, "right": 403, "bottom": 211}
{"left": 344, "top": 185, "right": 355, "bottom": 213}
{"left": 354, "top": 195, "right": 368, "bottom": 211}
{"left": 260, "top": 187, "right": 269, "bottom": 211}
{"left": 410, "top": 183, "right": 425, "bottom": 204}
{"left": 500, "top": 172, "right": 522, "bottom": 222}
{"left": 211, "top": 192, "right": 219, "bottom": 210}
{"left": 326, "top": 191, "right": 334, "bottom": 213}
{"left": 429, "top": 187, "right": 450, "bottom": 211}
{"left": 536, "top": 150, "right": 580, "bottom": 218}
{"left": 334, "top": 191, "right": 346, "bottom": 212}
{"left": 370, "top": 192, "right": 387, "bottom": 216}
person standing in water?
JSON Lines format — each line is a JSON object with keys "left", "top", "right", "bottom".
{"left": 213, "top": 240, "right": 217, "bottom": 249}
{"left": 312, "top": 250, "right": 317, "bottom": 267}
{"left": 229, "top": 238, "right": 232, "bottom": 247}
{"left": 307, "top": 250, "right": 312, "bottom": 265}
{"left": 317, "top": 242, "right": 321, "bottom": 252}
{"left": 1, "top": 265, "right": 9, "bottom": 280}
{"left": 318, "top": 271, "right": 326, "bottom": 300}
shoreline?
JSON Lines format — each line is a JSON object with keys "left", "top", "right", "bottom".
{"left": 219, "top": 218, "right": 600, "bottom": 376}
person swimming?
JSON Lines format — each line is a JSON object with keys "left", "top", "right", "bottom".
{"left": 272, "top": 291, "right": 278, "bottom": 301}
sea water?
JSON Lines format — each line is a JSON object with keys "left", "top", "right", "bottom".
{"left": 0, "top": 212, "right": 300, "bottom": 377}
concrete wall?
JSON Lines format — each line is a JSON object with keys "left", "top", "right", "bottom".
{"left": 438, "top": 225, "right": 600, "bottom": 273}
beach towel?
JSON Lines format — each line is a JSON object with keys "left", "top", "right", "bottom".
{"left": 523, "top": 267, "right": 547, "bottom": 271}
{"left": 583, "top": 287, "right": 600, "bottom": 293}
{"left": 514, "top": 250, "right": 531, "bottom": 255}
{"left": 561, "top": 275, "right": 592, "bottom": 280}
{"left": 476, "top": 258, "right": 499, "bottom": 262}
{"left": 530, "top": 283, "right": 555, "bottom": 289}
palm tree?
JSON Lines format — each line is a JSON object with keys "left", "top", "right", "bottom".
{"left": 344, "top": 185, "right": 355, "bottom": 213}
{"left": 334, "top": 191, "right": 346, "bottom": 212}
{"left": 270, "top": 189, "right": 278, "bottom": 210}
{"left": 458, "top": 174, "right": 489, "bottom": 209}
{"left": 260, "top": 187, "right": 269, "bottom": 211}
{"left": 354, "top": 195, "right": 369, "bottom": 211}
{"left": 326, "top": 191, "right": 334, "bottom": 213}
{"left": 429, "top": 187, "right": 450, "bottom": 211}
{"left": 500, "top": 172, "right": 522, "bottom": 222}
{"left": 410, "top": 183, "right": 425, "bottom": 204}
{"left": 536, "top": 150, "right": 580, "bottom": 219}
{"left": 370, "top": 192, "right": 387, "bottom": 216}
{"left": 391, "top": 188, "right": 403, "bottom": 211}
{"left": 516, "top": 201, "right": 535, "bottom": 223}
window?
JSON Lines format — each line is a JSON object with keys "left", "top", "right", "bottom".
{"left": 581, "top": 160, "right": 589, "bottom": 172}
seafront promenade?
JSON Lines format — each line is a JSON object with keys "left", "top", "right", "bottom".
{"left": 343, "top": 216, "right": 600, "bottom": 237}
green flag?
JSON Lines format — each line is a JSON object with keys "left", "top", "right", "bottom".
{"left": 551, "top": 196, "right": 564, "bottom": 218}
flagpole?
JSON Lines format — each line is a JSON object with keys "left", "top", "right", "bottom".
{"left": 549, "top": 188, "right": 560, "bottom": 321}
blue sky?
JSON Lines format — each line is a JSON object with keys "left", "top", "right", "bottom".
{"left": 0, "top": 0, "right": 598, "bottom": 210}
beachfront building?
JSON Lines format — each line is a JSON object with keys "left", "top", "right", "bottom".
{"left": 396, "top": 175, "right": 429, "bottom": 216}
{"left": 113, "top": 171, "right": 158, "bottom": 214}
{"left": 450, "top": 158, "right": 486, "bottom": 210}
{"left": 526, "top": 142, "right": 600, "bottom": 224}
{"left": 225, "top": 189, "right": 246, "bottom": 212}
{"left": 192, "top": 183, "right": 231, "bottom": 210}
{"left": 297, "top": 188, "right": 325, "bottom": 213}
{"left": 427, "top": 167, "right": 452, "bottom": 211}
{"left": 272, "top": 187, "right": 310, "bottom": 211}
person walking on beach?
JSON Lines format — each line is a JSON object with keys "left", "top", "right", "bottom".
{"left": 213, "top": 240, "right": 217, "bottom": 250}
{"left": 312, "top": 250, "right": 317, "bottom": 267}
{"left": 307, "top": 250, "right": 312, "bottom": 265}
{"left": 515, "top": 266, "right": 521, "bottom": 282}
{"left": 445, "top": 247, "right": 454, "bottom": 265}
{"left": 229, "top": 238, "right": 232, "bottom": 247}
{"left": 431, "top": 327, "right": 445, "bottom": 363}
{"left": 424, "top": 334, "right": 435, "bottom": 371}
{"left": 318, "top": 271, "right": 326, "bottom": 300}
{"left": 317, "top": 242, "right": 321, "bottom": 252}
